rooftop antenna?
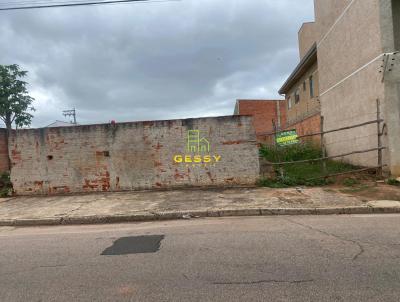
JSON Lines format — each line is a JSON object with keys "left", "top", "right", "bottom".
{"left": 62, "top": 108, "right": 77, "bottom": 124}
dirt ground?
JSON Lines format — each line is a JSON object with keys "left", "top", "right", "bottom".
{"left": 327, "top": 176, "right": 400, "bottom": 202}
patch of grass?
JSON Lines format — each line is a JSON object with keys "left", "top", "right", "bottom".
{"left": 260, "top": 142, "right": 322, "bottom": 162}
{"left": 0, "top": 172, "right": 12, "bottom": 197}
{"left": 343, "top": 178, "right": 360, "bottom": 187}
{"left": 259, "top": 143, "right": 356, "bottom": 188}
{"left": 257, "top": 178, "right": 289, "bottom": 188}
{"left": 387, "top": 178, "right": 400, "bottom": 186}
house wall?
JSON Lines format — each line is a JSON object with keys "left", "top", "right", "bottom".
{"left": 298, "top": 22, "right": 318, "bottom": 59}
{"left": 392, "top": 0, "right": 400, "bottom": 50}
{"left": 278, "top": 0, "right": 399, "bottom": 172}
{"left": 0, "top": 129, "right": 9, "bottom": 173}
{"left": 285, "top": 62, "right": 320, "bottom": 127}
{"left": 284, "top": 113, "right": 321, "bottom": 145}
{"left": 315, "top": 0, "right": 392, "bottom": 168}
{"left": 314, "top": 0, "right": 353, "bottom": 41}
{"left": 9, "top": 116, "right": 260, "bottom": 195}
{"left": 380, "top": 0, "right": 400, "bottom": 175}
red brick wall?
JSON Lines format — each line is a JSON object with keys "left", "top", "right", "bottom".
{"left": 236, "top": 100, "right": 286, "bottom": 141}
{"left": 0, "top": 129, "right": 9, "bottom": 173}
{"left": 284, "top": 113, "right": 321, "bottom": 144}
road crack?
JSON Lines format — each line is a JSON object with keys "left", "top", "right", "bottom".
{"left": 283, "top": 217, "right": 365, "bottom": 261}
{"left": 213, "top": 279, "right": 314, "bottom": 285}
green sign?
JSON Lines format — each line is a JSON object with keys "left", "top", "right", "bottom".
{"left": 276, "top": 130, "right": 299, "bottom": 146}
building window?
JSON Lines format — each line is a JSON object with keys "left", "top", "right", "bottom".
{"left": 309, "top": 75, "right": 314, "bottom": 98}
{"left": 294, "top": 89, "right": 300, "bottom": 104}
{"left": 287, "top": 96, "right": 292, "bottom": 109}
{"left": 303, "top": 81, "right": 306, "bottom": 91}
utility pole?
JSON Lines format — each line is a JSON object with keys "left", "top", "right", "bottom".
{"left": 63, "top": 108, "right": 77, "bottom": 124}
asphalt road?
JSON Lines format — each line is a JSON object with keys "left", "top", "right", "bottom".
{"left": 1, "top": 215, "right": 400, "bottom": 302}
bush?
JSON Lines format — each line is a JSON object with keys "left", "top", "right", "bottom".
{"left": 387, "top": 178, "right": 400, "bottom": 186}
{"left": 0, "top": 172, "right": 12, "bottom": 197}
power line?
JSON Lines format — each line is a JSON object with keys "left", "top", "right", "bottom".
{"left": 0, "top": 0, "right": 178, "bottom": 11}
{"left": 0, "top": 0, "right": 80, "bottom": 6}
{"left": 0, "top": 1, "right": 90, "bottom": 9}
{"left": 0, "top": 0, "right": 125, "bottom": 6}
{"left": 0, "top": 0, "right": 146, "bottom": 10}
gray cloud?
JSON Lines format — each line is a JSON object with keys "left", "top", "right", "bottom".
{"left": 0, "top": 0, "right": 314, "bottom": 127}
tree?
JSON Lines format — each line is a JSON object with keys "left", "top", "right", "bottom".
{"left": 0, "top": 64, "right": 35, "bottom": 170}
{"left": 0, "top": 64, "right": 35, "bottom": 130}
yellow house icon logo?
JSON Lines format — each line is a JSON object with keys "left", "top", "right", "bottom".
{"left": 187, "top": 130, "right": 210, "bottom": 153}
{"left": 173, "top": 130, "right": 221, "bottom": 166}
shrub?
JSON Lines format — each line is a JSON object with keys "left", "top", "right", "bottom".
{"left": 0, "top": 172, "right": 12, "bottom": 197}
{"left": 387, "top": 178, "right": 400, "bottom": 186}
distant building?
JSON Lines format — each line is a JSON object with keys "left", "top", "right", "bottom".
{"left": 279, "top": 41, "right": 321, "bottom": 142}
{"left": 45, "top": 121, "right": 78, "bottom": 128}
{"left": 234, "top": 99, "right": 286, "bottom": 142}
{"left": 278, "top": 0, "right": 400, "bottom": 175}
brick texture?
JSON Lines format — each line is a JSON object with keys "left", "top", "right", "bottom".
{"left": 9, "top": 116, "right": 260, "bottom": 195}
{"left": 285, "top": 113, "right": 321, "bottom": 144}
{"left": 0, "top": 129, "right": 9, "bottom": 173}
{"left": 235, "top": 100, "right": 286, "bottom": 141}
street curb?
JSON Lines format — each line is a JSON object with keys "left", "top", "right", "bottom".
{"left": 1, "top": 206, "right": 400, "bottom": 227}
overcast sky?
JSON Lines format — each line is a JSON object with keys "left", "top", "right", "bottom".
{"left": 0, "top": 0, "right": 314, "bottom": 127}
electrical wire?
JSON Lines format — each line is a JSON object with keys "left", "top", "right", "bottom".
{"left": 0, "top": 0, "right": 179, "bottom": 10}
{"left": 0, "top": 0, "right": 90, "bottom": 6}
{"left": 0, "top": 0, "right": 143, "bottom": 8}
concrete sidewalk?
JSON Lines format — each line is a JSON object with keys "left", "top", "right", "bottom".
{"left": 1, "top": 187, "right": 400, "bottom": 226}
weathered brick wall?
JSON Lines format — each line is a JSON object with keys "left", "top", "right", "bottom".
{"left": 9, "top": 116, "right": 260, "bottom": 195}
{"left": 0, "top": 129, "right": 9, "bottom": 173}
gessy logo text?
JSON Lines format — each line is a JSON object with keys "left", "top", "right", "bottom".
{"left": 173, "top": 130, "right": 222, "bottom": 166}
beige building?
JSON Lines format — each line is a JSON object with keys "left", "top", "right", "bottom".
{"left": 280, "top": 0, "right": 400, "bottom": 176}
{"left": 279, "top": 42, "right": 321, "bottom": 134}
